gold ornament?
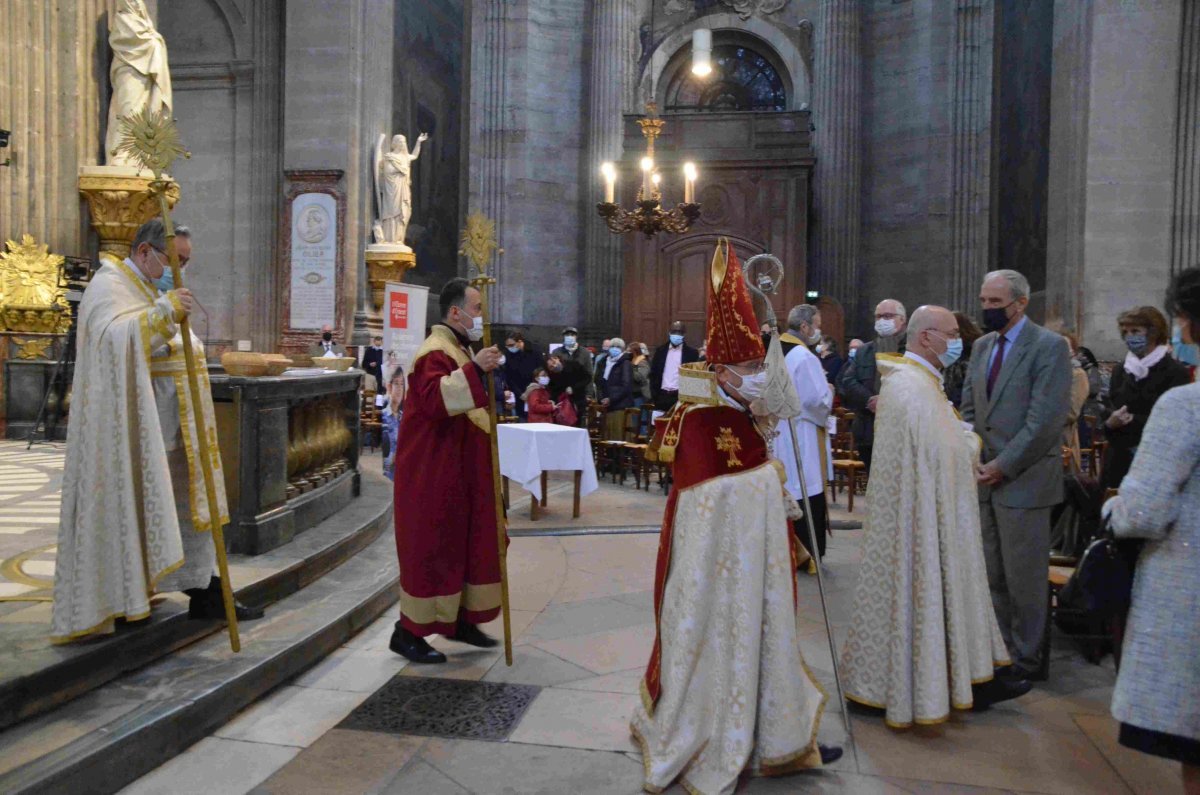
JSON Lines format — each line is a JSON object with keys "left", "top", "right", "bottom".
{"left": 13, "top": 337, "right": 55, "bottom": 360}
{"left": 0, "top": 236, "right": 69, "bottom": 333}
{"left": 111, "top": 106, "right": 190, "bottom": 176}
{"left": 458, "top": 212, "right": 502, "bottom": 272}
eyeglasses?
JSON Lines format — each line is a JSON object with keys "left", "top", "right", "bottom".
{"left": 149, "top": 245, "right": 190, "bottom": 268}
{"left": 875, "top": 312, "right": 900, "bottom": 320}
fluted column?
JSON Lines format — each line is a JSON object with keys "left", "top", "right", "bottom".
{"left": 0, "top": 1, "right": 118, "bottom": 257}
{"left": 811, "top": 1, "right": 863, "bottom": 322}
{"left": 948, "top": 0, "right": 995, "bottom": 311}
{"left": 1172, "top": 1, "right": 1200, "bottom": 278}
{"left": 582, "top": 0, "right": 639, "bottom": 335}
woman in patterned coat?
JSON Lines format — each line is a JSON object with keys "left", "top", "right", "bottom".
{"left": 1107, "top": 268, "right": 1200, "bottom": 794}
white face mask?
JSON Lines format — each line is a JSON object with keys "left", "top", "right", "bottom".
{"left": 806, "top": 327, "right": 822, "bottom": 345}
{"left": 729, "top": 369, "right": 769, "bottom": 403}
{"left": 455, "top": 312, "right": 483, "bottom": 341}
{"left": 537, "top": 376, "right": 550, "bottom": 386}
{"left": 875, "top": 319, "right": 897, "bottom": 337}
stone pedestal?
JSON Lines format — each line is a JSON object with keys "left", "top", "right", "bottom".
{"left": 2, "top": 334, "right": 67, "bottom": 440}
{"left": 78, "top": 166, "right": 181, "bottom": 262}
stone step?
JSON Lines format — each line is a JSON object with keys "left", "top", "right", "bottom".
{"left": 0, "top": 526, "right": 400, "bottom": 795}
{"left": 0, "top": 470, "right": 391, "bottom": 733}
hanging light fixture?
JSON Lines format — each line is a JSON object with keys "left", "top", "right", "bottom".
{"left": 596, "top": 103, "right": 701, "bottom": 238}
{"left": 692, "top": 28, "right": 713, "bottom": 76}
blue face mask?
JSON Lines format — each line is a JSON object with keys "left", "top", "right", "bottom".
{"left": 154, "top": 267, "right": 175, "bottom": 293}
{"left": 1124, "top": 333, "right": 1149, "bottom": 357}
{"left": 938, "top": 337, "right": 964, "bottom": 368}
{"left": 1172, "top": 323, "right": 1199, "bottom": 365}
{"left": 669, "top": 333, "right": 684, "bottom": 346}
{"left": 609, "top": 347, "right": 623, "bottom": 358}
{"left": 563, "top": 335, "right": 576, "bottom": 347}
{"left": 506, "top": 346, "right": 519, "bottom": 354}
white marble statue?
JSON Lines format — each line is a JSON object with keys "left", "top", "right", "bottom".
{"left": 105, "top": 0, "right": 173, "bottom": 166}
{"left": 372, "top": 132, "right": 428, "bottom": 250}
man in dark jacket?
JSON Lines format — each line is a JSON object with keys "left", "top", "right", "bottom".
{"left": 836, "top": 299, "right": 907, "bottom": 472}
{"left": 546, "top": 352, "right": 590, "bottom": 426}
{"left": 649, "top": 321, "right": 700, "bottom": 412}
{"left": 502, "top": 331, "right": 539, "bottom": 420}
{"left": 361, "top": 335, "right": 385, "bottom": 389}
{"left": 558, "top": 326, "right": 593, "bottom": 375}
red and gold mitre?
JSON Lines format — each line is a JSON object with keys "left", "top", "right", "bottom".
{"left": 703, "top": 238, "right": 765, "bottom": 365}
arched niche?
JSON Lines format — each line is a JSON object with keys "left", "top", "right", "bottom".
{"left": 638, "top": 13, "right": 810, "bottom": 111}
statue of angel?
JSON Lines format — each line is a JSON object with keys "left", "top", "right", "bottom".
{"left": 105, "top": 0, "right": 173, "bottom": 167}
{"left": 373, "top": 132, "right": 429, "bottom": 248}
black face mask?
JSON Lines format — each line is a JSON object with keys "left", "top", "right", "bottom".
{"left": 322, "top": 332, "right": 333, "bottom": 342}
{"left": 981, "top": 305, "right": 1012, "bottom": 334}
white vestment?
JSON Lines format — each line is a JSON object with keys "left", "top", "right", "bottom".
{"left": 51, "top": 258, "right": 227, "bottom": 642}
{"left": 777, "top": 336, "right": 832, "bottom": 499}
{"left": 632, "top": 402, "right": 825, "bottom": 795}
{"left": 839, "top": 354, "right": 1009, "bottom": 726}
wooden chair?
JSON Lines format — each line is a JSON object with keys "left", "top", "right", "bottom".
{"left": 619, "top": 407, "right": 653, "bottom": 490}
{"left": 830, "top": 430, "right": 867, "bottom": 512}
{"left": 360, "top": 390, "right": 381, "bottom": 452}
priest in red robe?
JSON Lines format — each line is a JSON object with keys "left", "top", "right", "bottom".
{"left": 389, "top": 277, "right": 504, "bottom": 664}
{"left": 632, "top": 239, "right": 840, "bottom": 795}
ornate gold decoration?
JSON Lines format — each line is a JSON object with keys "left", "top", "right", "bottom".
{"left": 112, "top": 106, "right": 190, "bottom": 174}
{"left": 13, "top": 337, "right": 55, "bottom": 360}
{"left": 459, "top": 212, "right": 502, "bottom": 269}
{"left": 715, "top": 427, "right": 743, "bottom": 468}
{"left": 596, "top": 103, "right": 701, "bottom": 238}
{"left": 365, "top": 249, "right": 417, "bottom": 309}
{"left": 78, "top": 172, "right": 180, "bottom": 259}
{"left": 0, "top": 236, "right": 70, "bottom": 333}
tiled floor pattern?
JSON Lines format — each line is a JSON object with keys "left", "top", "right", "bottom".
{"left": 119, "top": 524, "right": 1184, "bottom": 795}
{"left": 0, "top": 441, "right": 64, "bottom": 605}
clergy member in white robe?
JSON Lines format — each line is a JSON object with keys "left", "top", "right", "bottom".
{"left": 839, "top": 305, "right": 1027, "bottom": 728}
{"left": 52, "top": 219, "right": 260, "bottom": 643}
{"left": 777, "top": 304, "right": 834, "bottom": 562}
{"left": 632, "top": 239, "right": 840, "bottom": 795}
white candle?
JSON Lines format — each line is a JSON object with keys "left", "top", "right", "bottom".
{"left": 600, "top": 162, "right": 616, "bottom": 203}
{"left": 640, "top": 156, "right": 654, "bottom": 198}
{"left": 683, "top": 162, "right": 698, "bottom": 203}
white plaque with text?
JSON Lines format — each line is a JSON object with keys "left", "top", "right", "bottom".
{"left": 289, "top": 192, "right": 337, "bottom": 329}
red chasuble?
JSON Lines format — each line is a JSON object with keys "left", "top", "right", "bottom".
{"left": 642, "top": 401, "right": 796, "bottom": 708}
{"left": 393, "top": 324, "right": 502, "bottom": 636}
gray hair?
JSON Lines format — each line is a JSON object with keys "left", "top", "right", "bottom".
{"left": 786, "top": 304, "right": 819, "bottom": 331}
{"left": 983, "top": 269, "right": 1030, "bottom": 301}
{"left": 131, "top": 218, "right": 191, "bottom": 253}
{"left": 609, "top": 337, "right": 626, "bottom": 350}
{"left": 877, "top": 298, "right": 907, "bottom": 320}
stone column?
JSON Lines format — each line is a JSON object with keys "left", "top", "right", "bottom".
{"left": 0, "top": 1, "right": 119, "bottom": 258}
{"left": 1171, "top": 1, "right": 1200, "bottom": 278}
{"left": 811, "top": 1, "right": 863, "bottom": 322}
{"left": 582, "top": 0, "right": 639, "bottom": 336}
{"left": 948, "top": 0, "right": 995, "bottom": 311}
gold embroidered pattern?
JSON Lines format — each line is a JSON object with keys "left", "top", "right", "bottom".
{"left": 715, "top": 427, "right": 743, "bottom": 468}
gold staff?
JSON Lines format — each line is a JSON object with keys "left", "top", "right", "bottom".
{"left": 460, "top": 213, "right": 512, "bottom": 665}
{"left": 114, "top": 108, "right": 241, "bottom": 653}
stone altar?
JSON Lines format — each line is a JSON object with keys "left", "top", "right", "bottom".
{"left": 210, "top": 368, "right": 362, "bottom": 555}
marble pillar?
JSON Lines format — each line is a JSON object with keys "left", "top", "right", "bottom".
{"left": 948, "top": 0, "right": 995, "bottom": 312}
{"left": 811, "top": 1, "right": 863, "bottom": 322}
{"left": 582, "top": 0, "right": 639, "bottom": 337}
{"left": 1172, "top": 2, "right": 1200, "bottom": 278}
{"left": 0, "top": 1, "right": 120, "bottom": 259}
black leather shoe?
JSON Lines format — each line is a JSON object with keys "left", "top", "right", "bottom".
{"left": 972, "top": 676, "right": 1032, "bottom": 710}
{"left": 186, "top": 578, "right": 264, "bottom": 621}
{"left": 819, "top": 744, "right": 843, "bottom": 765}
{"left": 453, "top": 621, "right": 499, "bottom": 648}
{"left": 389, "top": 624, "right": 447, "bottom": 664}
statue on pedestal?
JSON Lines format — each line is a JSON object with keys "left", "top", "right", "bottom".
{"left": 372, "top": 132, "right": 429, "bottom": 253}
{"left": 105, "top": 0, "right": 173, "bottom": 168}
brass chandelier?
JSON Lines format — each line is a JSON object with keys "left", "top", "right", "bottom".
{"left": 596, "top": 103, "right": 701, "bottom": 238}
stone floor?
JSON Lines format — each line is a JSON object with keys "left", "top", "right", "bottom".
{"left": 116, "top": 479, "right": 1182, "bottom": 795}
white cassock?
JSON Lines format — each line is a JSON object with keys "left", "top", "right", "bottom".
{"left": 839, "top": 353, "right": 1009, "bottom": 727}
{"left": 776, "top": 335, "right": 832, "bottom": 500}
{"left": 51, "top": 257, "right": 226, "bottom": 643}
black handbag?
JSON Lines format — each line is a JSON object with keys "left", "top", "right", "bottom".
{"left": 1060, "top": 515, "right": 1136, "bottom": 620}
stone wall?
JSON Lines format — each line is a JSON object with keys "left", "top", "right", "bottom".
{"left": 1046, "top": 0, "right": 1185, "bottom": 358}
{"left": 466, "top": 0, "right": 589, "bottom": 347}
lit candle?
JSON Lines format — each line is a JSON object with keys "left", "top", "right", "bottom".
{"left": 600, "top": 162, "right": 616, "bottom": 203}
{"left": 683, "top": 162, "right": 698, "bottom": 203}
{"left": 640, "top": 156, "right": 654, "bottom": 198}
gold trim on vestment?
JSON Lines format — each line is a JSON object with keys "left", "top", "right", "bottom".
{"left": 49, "top": 555, "right": 183, "bottom": 644}
{"left": 399, "top": 581, "right": 502, "bottom": 625}
{"left": 113, "top": 258, "right": 157, "bottom": 304}
{"left": 629, "top": 723, "right": 665, "bottom": 794}
{"left": 413, "top": 325, "right": 490, "bottom": 434}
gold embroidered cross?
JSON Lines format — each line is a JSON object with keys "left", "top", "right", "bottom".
{"left": 715, "top": 427, "right": 742, "bottom": 467}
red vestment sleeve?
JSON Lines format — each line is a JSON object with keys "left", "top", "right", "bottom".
{"left": 408, "top": 349, "right": 488, "bottom": 420}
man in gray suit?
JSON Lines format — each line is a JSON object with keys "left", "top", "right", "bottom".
{"left": 961, "top": 270, "right": 1072, "bottom": 680}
